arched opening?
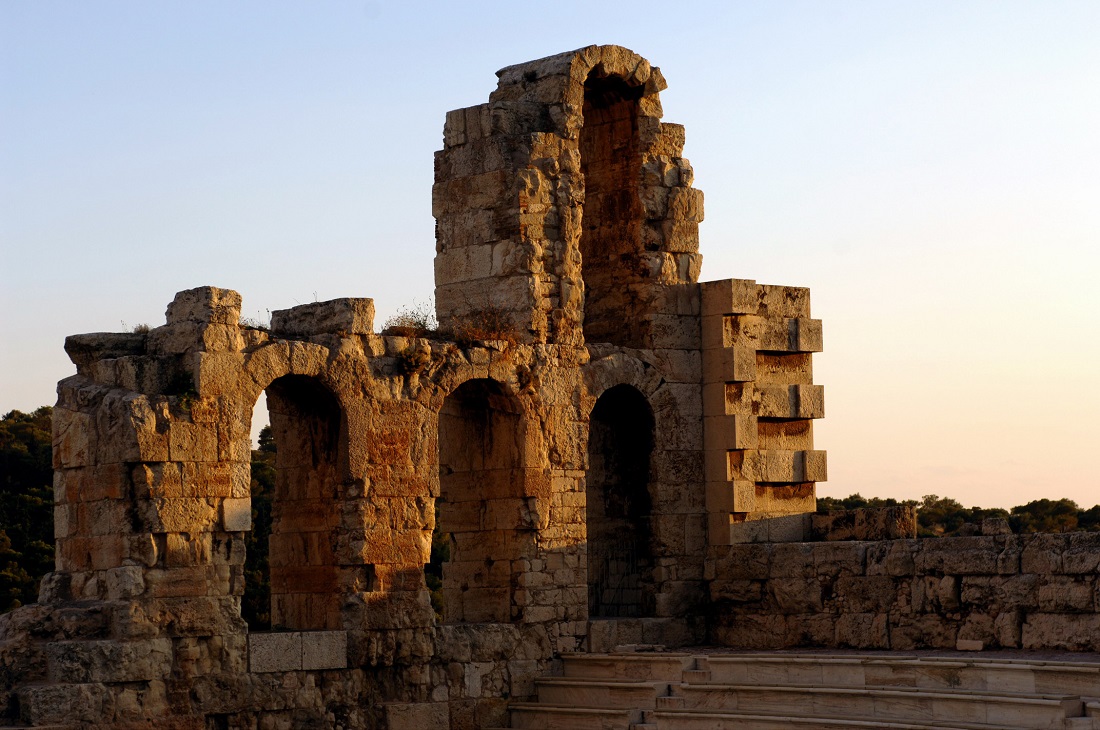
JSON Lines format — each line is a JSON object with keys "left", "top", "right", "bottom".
{"left": 433, "top": 379, "right": 530, "bottom": 623}
{"left": 586, "top": 384, "right": 655, "bottom": 617}
{"left": 244, "top": 375, "right": 344, "bottom": 631}
{"left": 579, "top": 73, "right": 645, "bottom": 347}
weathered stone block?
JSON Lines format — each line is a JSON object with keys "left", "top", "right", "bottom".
{"left": 221, "top": 498, "right": 251, "bottom": 532}
{"left": 249, "top": 632, "right": 302, "bottom": 673}
{"left": 301, "top": 630, "right": 348, "bottom": 670}
{"left": 700, "top": 279, "right": 758, "bottom": 316}
{"left": 271, "top": 298, "right": 375, "bottom": 338}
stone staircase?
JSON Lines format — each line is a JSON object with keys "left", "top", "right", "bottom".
{"left": 496, "top": 651, "right": 1100, "bottom": 729}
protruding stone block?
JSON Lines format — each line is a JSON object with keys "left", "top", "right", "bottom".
{"left": 793, "top": 318, "right": 823, "bottom": 352}
{"left": 271, "top": 298, "right": 375, "bottom": 338}
{"left": 701, "top": 278, "right": 757, "bottom": 316}
{"left": 64, "top": 332, "right": 147, "bottom": 368}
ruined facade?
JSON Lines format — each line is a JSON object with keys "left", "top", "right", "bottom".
{"left": 0, "top": 46, "right": 829, "bottom": 728}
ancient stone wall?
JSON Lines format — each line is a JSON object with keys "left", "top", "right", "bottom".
{"left": 0, "top": 45, "right": 832, "bottom": 729}
{"left": 709, "top": 532, "right": 1100, "bottom": 652}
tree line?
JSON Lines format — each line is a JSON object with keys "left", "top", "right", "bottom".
{"left": 2, "top": 405, "right": 1099, "bottom": 613}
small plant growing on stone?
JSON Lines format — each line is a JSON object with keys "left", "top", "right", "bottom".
{"left": 394, "top": 346, "right": 430, "bottom": 377}
{"left": 239, "top": 311, "right": 271, "bottom": 331}
{"left": 131, "top": 323, "right": 151, "bottom": 334}
{"left": 382, "top": 299, "right": 438, "bottom": 338}
{"left": 448, "top": 304, "right": 517, "bottom": 348}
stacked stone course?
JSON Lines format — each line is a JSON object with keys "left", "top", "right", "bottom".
{"left": 710, "top": 532, "right": 1100, "bottom": 653}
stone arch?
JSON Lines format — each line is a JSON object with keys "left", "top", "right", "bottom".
{"left": 578, "top": 69, "right": 646, "bottom": 347}
{"left": 432, "top": 377, "right": 533, "bottom": 624}
{"left": 241, "top": 346, "right": 350, "bottom": 631}
{"left": 586, "top": 383, "right": 656, "bottom": 617}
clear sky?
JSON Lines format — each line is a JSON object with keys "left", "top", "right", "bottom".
{"left": 2, "top": 1, "right": 1098, "bottom": 509}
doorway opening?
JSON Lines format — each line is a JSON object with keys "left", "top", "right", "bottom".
{"left": 586, "top": 384, "right": 656, "bottom": 617}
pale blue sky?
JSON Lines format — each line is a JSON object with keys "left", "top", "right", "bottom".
{"left": 3, "top": 1, "right": 1098, "bottom": 508}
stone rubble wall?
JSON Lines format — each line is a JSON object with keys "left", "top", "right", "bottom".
{"left": 708, "top": 532, "right": 1100, "bottom": 652}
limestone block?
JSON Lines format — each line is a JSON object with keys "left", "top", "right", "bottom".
{"left": 194, "top": 351, "right": 244, "bottom": 398}
{"left": 385, "top": 702, "right": 450, "bottom": 730}
{"left": 221, "top": 498, "right": 251, "bottom": 532}
{"left": 803, "top": 450, "right": 828, "bottom": 482}
{"left": 444, "top": 107, "right": 467, "bottom": 146}
{"left": 727, "top": 517, "right": 769, "bottom": 545}
{"left": 701, "top": 278, "right": 757, "bottom": 316}
{"left": 703, "top": 414, "right": 758, "bottom": 451}
{"left": 435, "top": 244, "right": 494, "bottom": 284}
{"left": 704, "top": 449, "right": 732, "bottom": 483}
{"left": 758, "top": 284, "right": 811, "bottom": 318}
{"left": 754, "top": 385, "right": 794, "bottom": 418}
{"left": 735, "top": 450, "right": 825, "bottom": 483}
{"left": 648, "top": 314, "right": 701, "bottom": 349}
{"left": 301, "top": 630, "right": 348, "bottom": 670}
{"left": 753, "top": 483, "right": 816, "bottom": 514}
{"left": 166, "top": 286, "right": 242, "bottom": 326}
{"left": 64, "top": 332, "right": 146, "bottom": 369}
{"left": 249, "top": 632, "right": 302, "bottom": 672}
{"left": 137, "top": 497, "right": 219, "bottom": 533}
{"left": 16, "top": 682, "right": 110, "bottom": 726}
{"left": 54, "top": 408, "right": 95, "bottom": 468}
{"left": 105, "top": 565, "right": 146, "bottom": 599}
{"left": 793, "top": 318, "right": 823, "bottom": 352}
{"left": 702, "top": 345, "right": 755, "bottom": 383}
{"left": 705, "top": 480, "right": 756, "bottom": 513}
{"left": 761, "top": 513, "right": 811, "bottom": 542}
{"left": 795, "top": 384, "right": 825, "bottom": 418}
{"left": 666, "top": 186, "right": 704, "bottom": 222}
{"left": 168, "top": 422, "right": 218, "bottom": 462}
{"left": 271, "top": 297, "right": 375, "bottom": 337}
{"left": 47, "top": 638, "right": 172, "bottom": 683}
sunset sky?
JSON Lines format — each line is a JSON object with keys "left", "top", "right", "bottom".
{"left": 3, "top": 1, "right": 1097, "bottom": 508}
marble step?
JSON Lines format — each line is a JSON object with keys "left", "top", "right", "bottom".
{"left": 647, "top": 708, "right": 1056, "bottom": 730}
{"left": 672, "top": 682, "right": 1083, "bottom": 727}
{"left": 699, "top": 654, "right": 1100, "bottom": 695}
{"left": 535, "top": 677, "right": 668, "bottom": 709}
{"left": 560, "top": 652, "right": 695, "bottom": 682}
{"left": 508, "top": 702, "right": 641, "bottom": 729}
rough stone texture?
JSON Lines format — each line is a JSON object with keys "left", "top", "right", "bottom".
{"left": 0, "top": 45, "right": 824, "bottom": 729}
{"left": 709, "top": 532, "right": 1100, "bottom": 652}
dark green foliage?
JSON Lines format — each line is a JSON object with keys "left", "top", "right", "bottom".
{"left": 424, "top": 500, "right": 449, "bottom": 621}
{"left": 816, "top": 493, "right": 910, "bottom": 513}
{"left": 1009, "top": 498, "right": 1082, "bottom": 534}
{"left": 0, "top": 407, "right": 55, "bottom": 609}
{"left": 816, "top": 492, "right": 1098, "bottom": 537}
{"left": 913, "top": 494, "right": 1009, "bottom": 537}
{"left": 242, "top": 425, "right": 274, "bottom": 630}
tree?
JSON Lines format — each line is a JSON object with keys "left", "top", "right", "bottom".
{"left": 0, "top": 407, "right": 55, "bottom": 609}
{"left": 242, "top": 425, "right": 275, "bottom": 630}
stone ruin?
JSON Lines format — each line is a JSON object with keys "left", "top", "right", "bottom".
{"left": 4, "top": 44, "right": 1096, "bottom": 730}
